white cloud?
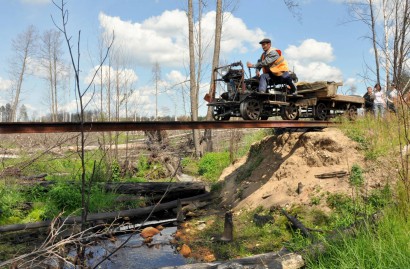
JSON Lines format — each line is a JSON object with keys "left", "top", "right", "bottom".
{"left": 210, "top": 11, "right": 265, "bottom": 55}
{"left": 340, "top": 77, "right": 358, "bottom": 95}
{"left": 128, "top": 87, "right": 155, "bottom": 117}
{"left": 99, "top": 11, "right": 187, "bottom": 68}
{"left": 0, "top": 77, "right": 12, "bottom": 91}
{"left": 286, "top": 39, "right": 335, "bottom": 64}
{"left": 166, "top": 70, "right": 188, "bottom": 84}
{"left": 98, "top": 10, "right": 265, "bottom": 68}
{"left": 285, "top": 39, "right": 343, "bottom": 82}
{"left": 20, "top": 0, "right": 50, "bottom": 4}
{"left": 84, "top": 65, "right": 139, "bottom": 86}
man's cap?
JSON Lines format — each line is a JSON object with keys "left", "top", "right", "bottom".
{"left": 259, "top": 38, "right": 271, "bottom": 44}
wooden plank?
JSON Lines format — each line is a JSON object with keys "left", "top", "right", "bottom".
{"left": 330, "top": 95, "right": 364, "bottom": 104}
{"left": 266, "top": 101, "right": 289, "bottom": 105}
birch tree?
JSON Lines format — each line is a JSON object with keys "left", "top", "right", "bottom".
{"left": 188, "top": 0, "right": 201, "bottom": 157}
{"left": 348, "top": 0, "right": 410, "bottom": 87}
{"left": 152, "top": 61, "right": 161, "bottom": 120}
{"left": 203, "top": 0, "right": 223, "bottom": 152}
{"left": 8, "top": 25, "right": 38, "bottom": 122}
{"left": 39, "top": 29, "right": 65, "bottom": 121}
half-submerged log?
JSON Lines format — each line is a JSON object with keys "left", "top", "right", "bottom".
{"left": 0, "top": 193, "right": 212, "bottom": 233}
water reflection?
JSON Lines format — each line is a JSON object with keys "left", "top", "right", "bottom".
{"left": 67, "top": 227, "right": 187, "bottom": 269}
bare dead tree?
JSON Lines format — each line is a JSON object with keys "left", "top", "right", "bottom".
{"left": 188, "top": 0, "right": 202, "bottom": 157}
{"left": 153, "top": 61, "right": 162, "bottom": 121}
{"left": 370, "top": 0, "right": 381, "bottom": 85}
{"left": 39, "top": 29, "right": 65, "bottom": 122}
{"left": 391, "top": 0, "right": 410, "bottom": 87}
{"left": 203, "top": 0, "right": 223, "bottom": 153}
{"left": 8, "top": 25, "right": 38, "bottom": 122}
{"left": 51, "top": 0, "right": 113, "bottom": 265}
{"left": 347, "top": 0, "right": 381, "bottom": 84}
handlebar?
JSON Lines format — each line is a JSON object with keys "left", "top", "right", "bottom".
{"left": 214, "top": 61, "right": 243, "bottom": 71}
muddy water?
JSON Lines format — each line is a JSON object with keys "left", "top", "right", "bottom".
{"left": 65, "top": 227, "right": 187, "bottom": 269}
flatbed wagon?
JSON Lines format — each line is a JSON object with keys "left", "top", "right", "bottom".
{"left": 286, "top": 81, "right": 364, "bottom": 120}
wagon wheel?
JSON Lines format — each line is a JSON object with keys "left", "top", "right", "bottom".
{"left": 280, "top": 104, "right": 299, "bottom": 120}
{"left": 240, "top": 99, "right": 262, "bottom": 120}
{"left": 345, "top": 105, "right": 358, "bottom": 121}
{"left": 212, "top": 106, "right": 230, "bottom": 121}
{"left": 314, "top": 102, "right": 328, "bottom": 120}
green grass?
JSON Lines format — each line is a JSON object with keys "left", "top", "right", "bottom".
{"left": 233, "top": 129, "right": 274, "bottom": 158}
{"left": 340, "top": 115, "right": 403, "bottom": 160}
{"left": 179, "top": 129, "right": 272, "bottom": 185}
{"left": 188, "top": 207, "right": 292, "bottom": 260}
{"left": 304, "top": 113, "right": 410, "bottom": 268}
{"left": 305, "top": 207, "right": 410, "bottom": 269}
{"left": 198, "top": 152, "right": 231, "bottom": 182}
{"left": 0, "top": 183, "right": 26, "bottom": 225}
{"left": 0, "top": 179, "right": 147, "bottom": 224}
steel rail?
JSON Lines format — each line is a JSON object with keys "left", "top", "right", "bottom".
{"left": 0, "top": 120, "right": 336, "bottom": 134}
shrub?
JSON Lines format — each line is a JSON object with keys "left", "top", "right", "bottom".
{"left": 0, "top": 184, "right": 25, "bottom": 225}
{"left": 198, "top": 152, "right": 231, "bottom": 182}
{"left": 111, "top": 161, "right": 121, "bottom": 181}
{"left": 349, "top": 164, "right": 364, "bottom": 187}
{"left": 47, "top": 183, "right": 82, "bottom": 213}
{"left": 368, "top": 184, "right": 392, "bottom": 208}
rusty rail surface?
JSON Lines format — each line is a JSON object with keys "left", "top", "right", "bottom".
{"left": 0, "top": 121, "right": 336, "bottom": 134}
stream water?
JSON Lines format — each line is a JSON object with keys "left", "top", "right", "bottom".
{"left": 58, "top": 226, "right": 187, "bottom": 269}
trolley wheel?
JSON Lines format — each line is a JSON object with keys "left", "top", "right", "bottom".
{"left": 240, "top": 99, "right": 262, "bottom": 120}
{"left": 280, "top": 104, "right": 299, "bottom": 120}
{"left": 212, "top": 106, "right": 230, "bottom": 121}
{"left": 314, "top": 102, "right": 328, "bottom": 120}
{"left": 345, "top": 105, "right": 358, "bottom": 120}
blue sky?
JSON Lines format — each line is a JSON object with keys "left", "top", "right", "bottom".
{"left": 0, "top": 0, "right": 376, "bottom": 119}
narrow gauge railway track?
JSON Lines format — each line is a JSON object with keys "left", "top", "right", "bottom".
{"left": 0, "top": 120, "right": 335, "bottom": 134}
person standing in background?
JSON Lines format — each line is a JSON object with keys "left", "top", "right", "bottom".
{"left": 386, "top": 82, "right": 398, "bottom": 113}
{"left": 363, "top": 86, "right": 374, "bottom": 114}
{"left": 373, "top": 83, "right": 385, "bottom": 118}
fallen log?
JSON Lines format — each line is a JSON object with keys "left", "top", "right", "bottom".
{"left": 104, "top": 182, "right": 206, "bottom": 200}
{"left": 281, "top": 208, "right": 311, "bottom": 238}
{"left": 314, "top": 171, "right": 348, "bottom": 179}
{"left": 22, "top": 181, "right": 206, "bottom": 201}
{"left": 0, "top": 192, "right": 213, "bottom": 233}
{"left": 20, "top": 173, "right": 48, "bottom": 181}
{"left": 158, "top": 249, "right": 304, "bottom": 269}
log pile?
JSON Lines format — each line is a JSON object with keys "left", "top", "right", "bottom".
{"left": 297, "top": 81, "right": 342, "bottom": 97}
{"left": 0, "top": 192, "right": 212, "bottom": 233}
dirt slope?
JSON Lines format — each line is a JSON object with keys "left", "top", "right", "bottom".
{"left": 218, "top": 128, "right": 375, "bottom": 212}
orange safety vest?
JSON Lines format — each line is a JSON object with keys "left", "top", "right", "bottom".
{"left": 261, "top": 47, "right": 289, "bottom": 76}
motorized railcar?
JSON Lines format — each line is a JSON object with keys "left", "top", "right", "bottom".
{"left": 205, "top": 61, "right": 363, "bottom": 121}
